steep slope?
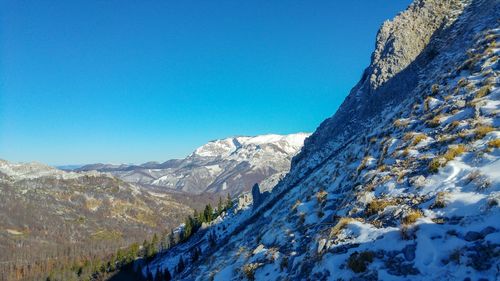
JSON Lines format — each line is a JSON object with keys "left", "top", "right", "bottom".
{"left": 142, "top": 0, "right": 500, "bottom": 280}
{"left": 0, "top": 160, "right": 193, "bottom": 281}
{"left": 78, "top": 133, "right": 309, "bottom": 196}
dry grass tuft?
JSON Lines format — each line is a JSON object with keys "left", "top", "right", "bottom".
{"left": 291, "top": 200, "right": 301, "bottom": 211}
{"left": 347, "top": 251, "right": 374, "bottom": 273}
{"left": 458, "top": 78, "right": 468, "bottom": 87}
{"left": 365, "top": 199, "right": 396, "bottom": 216}
{"left": 412, "top": 134, "right": 427, "bottom": 146}
{"left": 431, "top": 84, "right": 440, "bottom": 95}
{"left": 316, "top": 189, "right": 328, "bottom": 204}
{"left": 401, "top": 209, "right": 423, "bottom": 225}
{"left": 475, "top": 85, "right": 492, "bottom": 99}
{"left": 427, "top": 116, "right": 442, "bottom": 128}
{"left": 394, "top": 119, "right": 410, "bottom": 128}
{"left": 443, "top": 145, "right": 467, "bottom": 161}
{"left": 474, "top": 125, "right": 495, "bottom": 139}
{"left": 448, "top": 121, "right": 461, "bottom": 132}
{"left": 242, "top": 263, "right": 260, "bottom": 280}
{"left": 429, "top": 157, "right": 444, "bottom": 173}
{"left": 487, "top": 139, "right": 500, "bottom": 148}
{"left": 357, "top": 157, "right": 370, "bottom": 173}
{"left": 430, "top": 192, "right": 447, "bottom": 209}
{"left": 329, "top": 217, "right": 355, "bottom": 238}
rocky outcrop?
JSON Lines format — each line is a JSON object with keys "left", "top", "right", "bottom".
{"left": 251, "top": 183, "right": 269, "bottom": 209}
{"left": 293, "top": 0, "right": 495, "bottom": 173}
{"left": 367, "top": 0, "right": 464, "bottom": 90}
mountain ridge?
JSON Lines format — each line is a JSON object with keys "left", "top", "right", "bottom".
{"left": 76, "top": 133, "right": 310, "bottom": 196}
{"left": 140, "top": 0, "right": 500, "bottom": 280}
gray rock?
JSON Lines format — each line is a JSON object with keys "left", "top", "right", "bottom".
{"left": 480, "top": 226, "right": 496, "bottom": 237}
{"left": 403, "top": 244, "right": 417, "bottom": 261}
{"left": 464, "top": 231, "right": 483, "bottom": 242}
{"left": 317, "top": 239, "right": 327, "bottom": 254}
{"left": 251, "top": 183, "right": 269, "bottom": 209}
{"left": 237, "top": 193, "right": 252, "bottom": 209}
{"left": 409, "top": 175, "right": 427, "bottom": 188}
{"left": 385, "top": 256, "right": 420, "bottom": 276}
{"left": 455, "top": 100, "right": 466, "bottom": 108}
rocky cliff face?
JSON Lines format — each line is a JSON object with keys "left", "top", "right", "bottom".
{"left": 143, "top": 0, "right": 500, "bottom": 280}
{"left": 295, "top": 0, "right": 478, "bottom": 169}
{"left": 368, "top": 0, "right": 464, "bottom": 90}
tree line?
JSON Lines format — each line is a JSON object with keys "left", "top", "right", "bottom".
{"left": 34, "top": 194, "right": 233, "bottom": 281}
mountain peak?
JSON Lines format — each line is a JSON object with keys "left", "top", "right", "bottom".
{"left": 191, "top": 133, "right": 310, "bottom": 159}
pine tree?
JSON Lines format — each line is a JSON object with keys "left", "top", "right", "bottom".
{"left": 176, "top": 256, "right": 185, "bottom": 273}
{"left": 155, "top": 268, "right": 163, "bottom": 281}
{"left": 203, "top": 204, "right": 213, "bottom": 222}
{"left": 143, "top": 234, "right": 158, "bottom": 259}
{"left": 191, "top": 246, "right": 200, "bottom": 262}
{"left": 164, "top": 268, "right": 172, "bottom": 281}
{"left": 217, "top": 196, "right": 224, "bottom": 214}
{"left": 226, "top": 193, "right": 232, "bottom": 210}
{"left": 208, "top": 231, "right": 217, "bottom": 248}
{"left": 160, "top": 231, "right": 169, "bottom": 251}
{"left": 142, "top": 240, "right": 150, "bottom": 258}
{"left": 182, "top": 216, "right": 193, "bottom": 241}
{"left": 146, "top": 267, "right": 154, "bottom": 281}
{"left": 151, "top": 234, "right": 159, "bottom": 255}
{"left": 128, "top": 242, "right": 140, "bottom": 262}
{"left": 194, "top": 209, "right": 201, "bottom": 222}
{"left": 169, "top": 229, "right": 176, "bottom": 248}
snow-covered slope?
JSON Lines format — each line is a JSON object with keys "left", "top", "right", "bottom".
{"left": 78, "top": 133, "right": 310, "bottom": 196}
{"left": 141, "top": 0, "right": 500, "bottom": 280}
{"left": 192, "top": 134, "right": 308, "bottom": 159}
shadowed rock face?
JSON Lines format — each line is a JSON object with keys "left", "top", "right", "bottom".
{"left": 251, "top": 183, "right": 269, "bottom": 209}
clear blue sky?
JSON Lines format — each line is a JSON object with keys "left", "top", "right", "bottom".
{"left": 0, "top": 0, "right": 411, "bottom": 165}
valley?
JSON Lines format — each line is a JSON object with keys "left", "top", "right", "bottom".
{"left": 0, "top": 134, "right": 307, "bottom": 280}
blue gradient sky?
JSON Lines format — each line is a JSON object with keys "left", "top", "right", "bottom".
{"left": 0, "top": 1, "right": 411, "bottom": 165}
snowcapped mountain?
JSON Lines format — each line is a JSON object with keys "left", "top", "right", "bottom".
{"left": 78, "top": 133, "right": 310, "bottom": 195}
{"left": 141, "top": 0, "right": 500, "bottom": 280}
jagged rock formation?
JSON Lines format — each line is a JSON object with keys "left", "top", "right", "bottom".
{"left": 78, "top": 133, "right": 309, "bottom": 196}
{"left": 251, "top": 183, "right": 269, "bottom": 209}
{"left": 141, "top": 0, "right": 500, "bottom": 280}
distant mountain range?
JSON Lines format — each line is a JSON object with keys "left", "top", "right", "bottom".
{"left": 0, "top": 133, "right": 309, "bottom": 280}
{"left": 0, "top": 158, "right": 194, "bottom": 279}
{"left": 74, "top": 133, "right": 310, "bottom": 196}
